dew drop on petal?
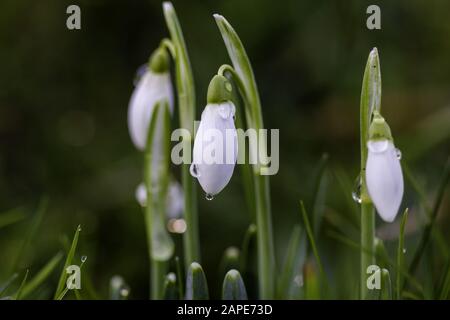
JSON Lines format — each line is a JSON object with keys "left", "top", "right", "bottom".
{"left": 351, "top": 174, "right": 362, "bottom": 204}
{"left": 205, "top": 193, "right": 214, "bottom": 201}
{"left": 395, "top": 148, "right": 402, "bottom": 160}
{"left": 190, "top": 164, "right": 200, "bottom": 178}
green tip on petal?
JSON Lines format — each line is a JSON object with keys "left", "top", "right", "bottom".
{"left": 149, "top": 47, "right": 170, "bottom": 73}
{"left": 369, "top": 111, "right": 392, "bottom": 141}
{"left": 207, "top": 74, "right": 233, "bottom": 104}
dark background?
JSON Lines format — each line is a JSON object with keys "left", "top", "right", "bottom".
{"left": 0, "top": 0, "right": 449, "bottom": 299}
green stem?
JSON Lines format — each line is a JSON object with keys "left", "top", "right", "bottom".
{"left": 359, "top": 48, "right": 381, "bottom": 300}
{"left": 214, "top": 15, "right": 275, "bottom": 298}
{"left": 163, "top": 2, "right": 199, "bottom": 268}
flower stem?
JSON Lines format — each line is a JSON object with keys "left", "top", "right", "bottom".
{"left": 214, "top": 15, "right": 275, "bottom": 298}
{"left": 163, "top": 2, "right": 200, "bottom": 267}
{"left": 359, "top": 48, "right": 381, "bottom": 299}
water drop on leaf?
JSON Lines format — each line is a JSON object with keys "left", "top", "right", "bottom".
{"left": 351, "top": 174, "right": 362, "bottom": 204}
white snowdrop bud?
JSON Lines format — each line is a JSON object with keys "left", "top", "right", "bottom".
{"left": 135, "top": 180, "right": 184, "bottom": 219}
{"left": 190, "top": 75, "right": 238, "bottom": 198}
{"left": 365, "top": 111, "right": 404, "bottom": 222}
{"left": 128, "top": 48, "right": 173, "bottom": 151}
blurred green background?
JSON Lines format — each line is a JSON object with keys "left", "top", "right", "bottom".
{"left": 0, "top": 0, "right": 449, "bottom": 299}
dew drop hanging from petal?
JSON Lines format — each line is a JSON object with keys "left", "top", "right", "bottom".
{"left": 395, "top": 148, "right": 402, "bottom": 160}
{"left": 205, "top": 193, "right": 214, "bottom": 201}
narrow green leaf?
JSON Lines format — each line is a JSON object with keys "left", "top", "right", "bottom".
{"left": 13, "top": 198, "right": 48, "bottom": 270}
{"left": 163, "top": 1, "right": 195, "bottom": 133}
{"left": 277, "top": 225, "right": 304, "bottom": 299}
{"left": 239, "top": 223, "right": 256, "bottom": 274}
{"left": 380, "top": 269, "right": 392, "bottom": 300}
{"left": 409, "top": 159, "right": 449, "bottom": 276}
{"left": 396, "top": 208, "right": 409, "bottom": 299}
{"left": 163, "top": 273, "right": 178, "bottom": 300}
{"left": 374, "top": 237, "right": 390, "bottom": 269}
{"left": 222, "top": 269, "right": 248, "bottom": 300}
{"left": 56, "top": 258, "right": 87, "bottom": 300}
{"left": 300, "top": 201, "right": 326, "bottom": 284}
{"left": 13, "top": 269, "right": 29, "bottom": 300}
{"left": 438, "top": 259, "right": 450, "bottom": 300}
{"left": 21, "top": 252, "right": 64, "bottom": 299}
{"left": 185, "top": 262, "right": 209, "bottom": 300}
{"left": 310, "top": 153, "right": 329, "bottom": 236}
{"left": 0, "top": 273, "right": 18, "bottom": 297}
{"left": 54, "top": 225, "right": 81, "bottom": 299}
{"left": 0, "top": 207, "right": 27, "bottom": 229}
{"left": 175, "top": 256, "right": 184, "bottom": 299}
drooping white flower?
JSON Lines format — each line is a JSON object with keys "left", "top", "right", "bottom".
{"left": 135, "top": 180, "right": 184, "bottom": 219}
{"left": 190, "top": 75, "right": 238, "bottom": 197}
{"left": 128, "top": 48, "right": 173, "bottom": 151}
{"left": 365, "top": 112, "right": 403, "bottom": 222}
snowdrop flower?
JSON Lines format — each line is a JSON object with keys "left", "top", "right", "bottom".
{"left": 365, "top": 111, "right": 403, "bottom": 222}
{"left": 190, "top": 75, "right": 238, "bottom": 198}
{"left": 135, "top": 180, "right": 184, "bottom": 219}
{"left": 128, "top": 47, "right": 173, "bottom": 151}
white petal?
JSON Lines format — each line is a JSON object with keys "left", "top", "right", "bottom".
{"left": 365, "top": 140, "right": 404, "bottom": 222}
{"left": 135, "top": 180, "right": 184, "bottom": 219}
{"left": 128, "top": 71, "right": 173, "bottom": 150}
{"left": 191, "top": 102, "right": 237, "bottom": 195}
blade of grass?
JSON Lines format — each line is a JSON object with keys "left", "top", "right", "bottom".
{"left": 327, "top": 229, "right": 424, "bottom": 295}
{"left": 396, "top": 208, "right": 409, "bottom": 299}
{"left": 438, "top": 260, "right": 450, "bottom": 299}
{"left": 0, "top": 206, "right": 27, "bottom": 229}
{"left": 21, "top": 252, "right": 63, "bottom": 299}
{"left": 0, "top": 273, "right": 18, "bottom": 297}
{"left": 175, "top": 256, "right": 184, "bottom": 299}
{"left": 409, "top": 158, "right": 449, "bottom": 276}
{"left": 239, "top": 223, "right": 256, "bottom": 274}
{"left": 380, "top": 269, "right": 392, "bottom": 300}
{"left": 13, "top": 270, "right": 29, "bottom": 300}
{"left": 300, "top": 201, "right": 326, "bottom": 286}
{"left": 185, "top": 262, "right": 209, "bottom": 300}
{"left": 277, "top": 225, "right": 303, "bottom": 299}
{"left": 56, "top": 258, "right": 86, "bottom": 300}
{"left": 13, "top": 197, "right": 48, "bottom": 271}
{"left": 54, "top": 225, "right": 81, "bottom": 299}
{"left": 310, "top": 153, "right": 329, "bottom": 236}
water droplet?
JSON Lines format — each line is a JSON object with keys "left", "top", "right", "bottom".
{"left": 133, "top": 64, "right": 147, "bottom": 86}
{"left": 395, "top": 148, "right": 402, "bottom": 160}
{"left": 402, "top": 248, "right": 407, "bottom": 254}
{"left": 351, "top": 174, "right": 362, "bottom": 204}
{"left": 77, "top": 226, "right": 82, "bottom": 232}
{"left": 205, "top": 193, "right": 214, "bottom": 201}
{"left": 190, "top": 164, "right": 200, "bottom": 178}
{"left": 81, "top": 255, "right": 87, "bottom": 263}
